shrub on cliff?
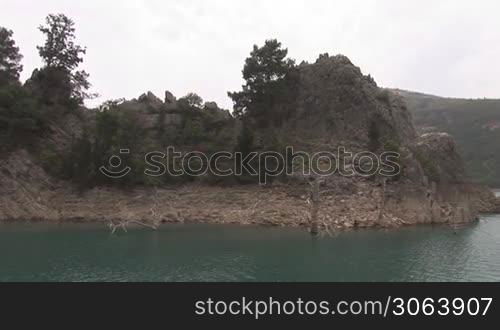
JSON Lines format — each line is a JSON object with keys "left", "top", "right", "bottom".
{"left": 0, "top": 84, "right": 45, "bottom": 152}
{"left": 178, "top": 93, "right": 203, "bottom": 109}
{"left": 25, "top": 67, "right": 76, "bottom": 109}
{"left": 414, "top": 149, "right": 440, "bottom": 183}
{"left": 62, "top": 128, "right": 94, "bottom": 189}
{"left": 376, "top": 89, "right": 391, "bottom": 105}
{"left": 93, "top": 108, "right": 147, "bottom": 186}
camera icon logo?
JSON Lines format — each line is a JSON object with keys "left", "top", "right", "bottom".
{"left": 99, "top": 149, "right": 132, "bottom": 178}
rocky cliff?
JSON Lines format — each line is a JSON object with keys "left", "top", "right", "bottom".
{"left": 286, "top": 55, "right": 416, "bottom": 148}
{"left": 1, "top": 55, "right": 497, "bottom": 229}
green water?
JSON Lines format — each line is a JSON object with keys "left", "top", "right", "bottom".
{"left": 1, "top": 215, "right": 500, "bottom": 282}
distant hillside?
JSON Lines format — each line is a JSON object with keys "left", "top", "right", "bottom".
{"left": 393, "top": 89, "right": 500, "bottom": 187}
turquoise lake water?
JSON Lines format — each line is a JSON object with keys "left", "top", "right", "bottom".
{"left": 1, "top": 213, "right": 500, "bottom": 282}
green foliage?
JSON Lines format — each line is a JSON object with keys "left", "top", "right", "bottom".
{"left": 0, "top": 26, "right": 53, "bottom": 152}
{"left": 228, "top": 39, "right": 297, "bottom": 126}
{"left": 381, "top": 139, "right": 402, "bottom": 181}
{"left": 61, "top": 129, "right": 94, "bottom": 189}
{"left": 36, "top": 14, "right": 93, "bottom": 105}
{"left": 0, "top": 84, "right": 46, "bottom": 151}
{"left": 51, "top": 106, "right": 150, "bottom": 189}
{"left": 0, "top": 27, "right": 23, "bottom": 86}
{"left": 93, "top": 108, "right": 146, "bottom": 186}
{"left": 181, "top": 117, "right": 204, "bottom": 145}
{"left": 383, "top": 139, "right": 401, "bottom": 153}
{"left": 178, "top": 92, "right": 203, "bottom": 108}
{"left": 25, "top": 67, "right": 77, "bottom": 109}
{"left": 415, "top": 150, "right": 440, "bottom": 183}
{"left": 159, "top": 99, "right": 235, "bottom": 149}
{"left": 235, "top": 120, "right": 254, "bottom": 155}
{"left": 37, "top": 14, "right": 85, "bottom": 70}
{"left": 232, "top": 120, "right": 256, "bottom": 184}
{"left": 367, "top": 112, "right": 401, "bottom": 153}
{"left": 38, "top": 143, "right": 63, "bottom": 176}
{"left": 0, "top": 15, "right": 95, "bottom": 155}
{"left": 242, "top": 39, "right": 294, "bottom": 85}
{"left": 376, "top": 89, "right": 391, "bottom": 105}
{"left": 403, "top": 90, "right": 500, "bottom": 186}
{"left": 368, "top": 119, "right": 381, "bottom": 152}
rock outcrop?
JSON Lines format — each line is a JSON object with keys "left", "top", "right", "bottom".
{"left": 282, "top": 55, "right": 416, "bottom": 149}
{"left": 0, "top": 149, "right": 59, "bottom": 221}
{"left": 0, "top": 54, "right": 497, "bottom": 229}
{"left": 415, "top": 133, "right": 465, "bottom": 183}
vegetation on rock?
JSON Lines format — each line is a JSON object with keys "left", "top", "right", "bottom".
{"left": 1, "top": 14, "right": 496, "bottom": 227}
{"left": 396, "top": 89, "right": 500, "bottom": 186}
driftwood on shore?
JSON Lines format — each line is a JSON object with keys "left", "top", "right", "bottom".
{"left": 107, "top": 219, "right": 159, "bottom": 234}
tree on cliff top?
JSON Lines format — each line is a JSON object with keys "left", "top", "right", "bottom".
{"left": 228, "top": 39, "right": 296, "bottom": 125}
{"left": 0, "top": 27, "right": 23, "bottom": 86}
{"left": 33, "top": 14, "right": 94, "bottom": 105}
{"left": 0, "top": 28, "right": 46, "bottom": 150}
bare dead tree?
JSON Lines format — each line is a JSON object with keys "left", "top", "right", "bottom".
{"left": 377, "top": 177, "right": 387, "bottom": 222}
{"left": 149, "top": 187, "right": 164, "bottom": 228}
{"left": 106, "top": 190, "right": 162, "bottom": 234}
{"left": 307, "top": 176, "right": 321, "bottom": 236}
{"left": 107, "top": 218, "right": 159, "bottom": 234}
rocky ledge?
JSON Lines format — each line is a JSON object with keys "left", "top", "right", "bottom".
{"left": 1, "top": 55, "right": 497, "bottom": 230}
{"left": 1, "top": 149, "right": 496, "bottom": 231}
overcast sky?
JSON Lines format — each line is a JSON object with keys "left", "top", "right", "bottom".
{"left": 2, "top": 0, "right": 500, "bottom": 109}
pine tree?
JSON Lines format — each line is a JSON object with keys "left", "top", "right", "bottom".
{"left": 228, "top": 39, "right": 295, "bottom": 124}
{"left": 34, "top": 14, "right": 93, "bottom": 105}
{"left": 0, "top": 27, "right": 23, "bottom": 86}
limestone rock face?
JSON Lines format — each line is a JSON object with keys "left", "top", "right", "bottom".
{"left": 138, "top": 91, "right": 163, "bottom": 108}
{"left": 0, "top": 54, "right": 495, "bottom": 227}
{"left": 163, "top": 113, "right": 183, "bottom": 126}
{"left": 285, "top": 55, "right": 416, "bottom": 148}
{"left": 274, "top": 55, "right": 492, "bottom": 225}
{"left": 164, "top": 90, "right": 176, "bottom": 104}
{"left": 0, "top": 150, "right": 60, "bottom": 221}
{"left": 465, "top": 185, "right": 500, "bottom": 213}
{"left": 416, "top": 132, "right": 465, "bottom": 183}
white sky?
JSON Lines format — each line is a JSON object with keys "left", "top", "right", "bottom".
{"left": 2, "top": 0, "right": 500, "bottom": 109}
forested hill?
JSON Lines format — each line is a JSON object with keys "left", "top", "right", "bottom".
{"left": 393, "top": 89, "right": 500, "bottom": 187}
